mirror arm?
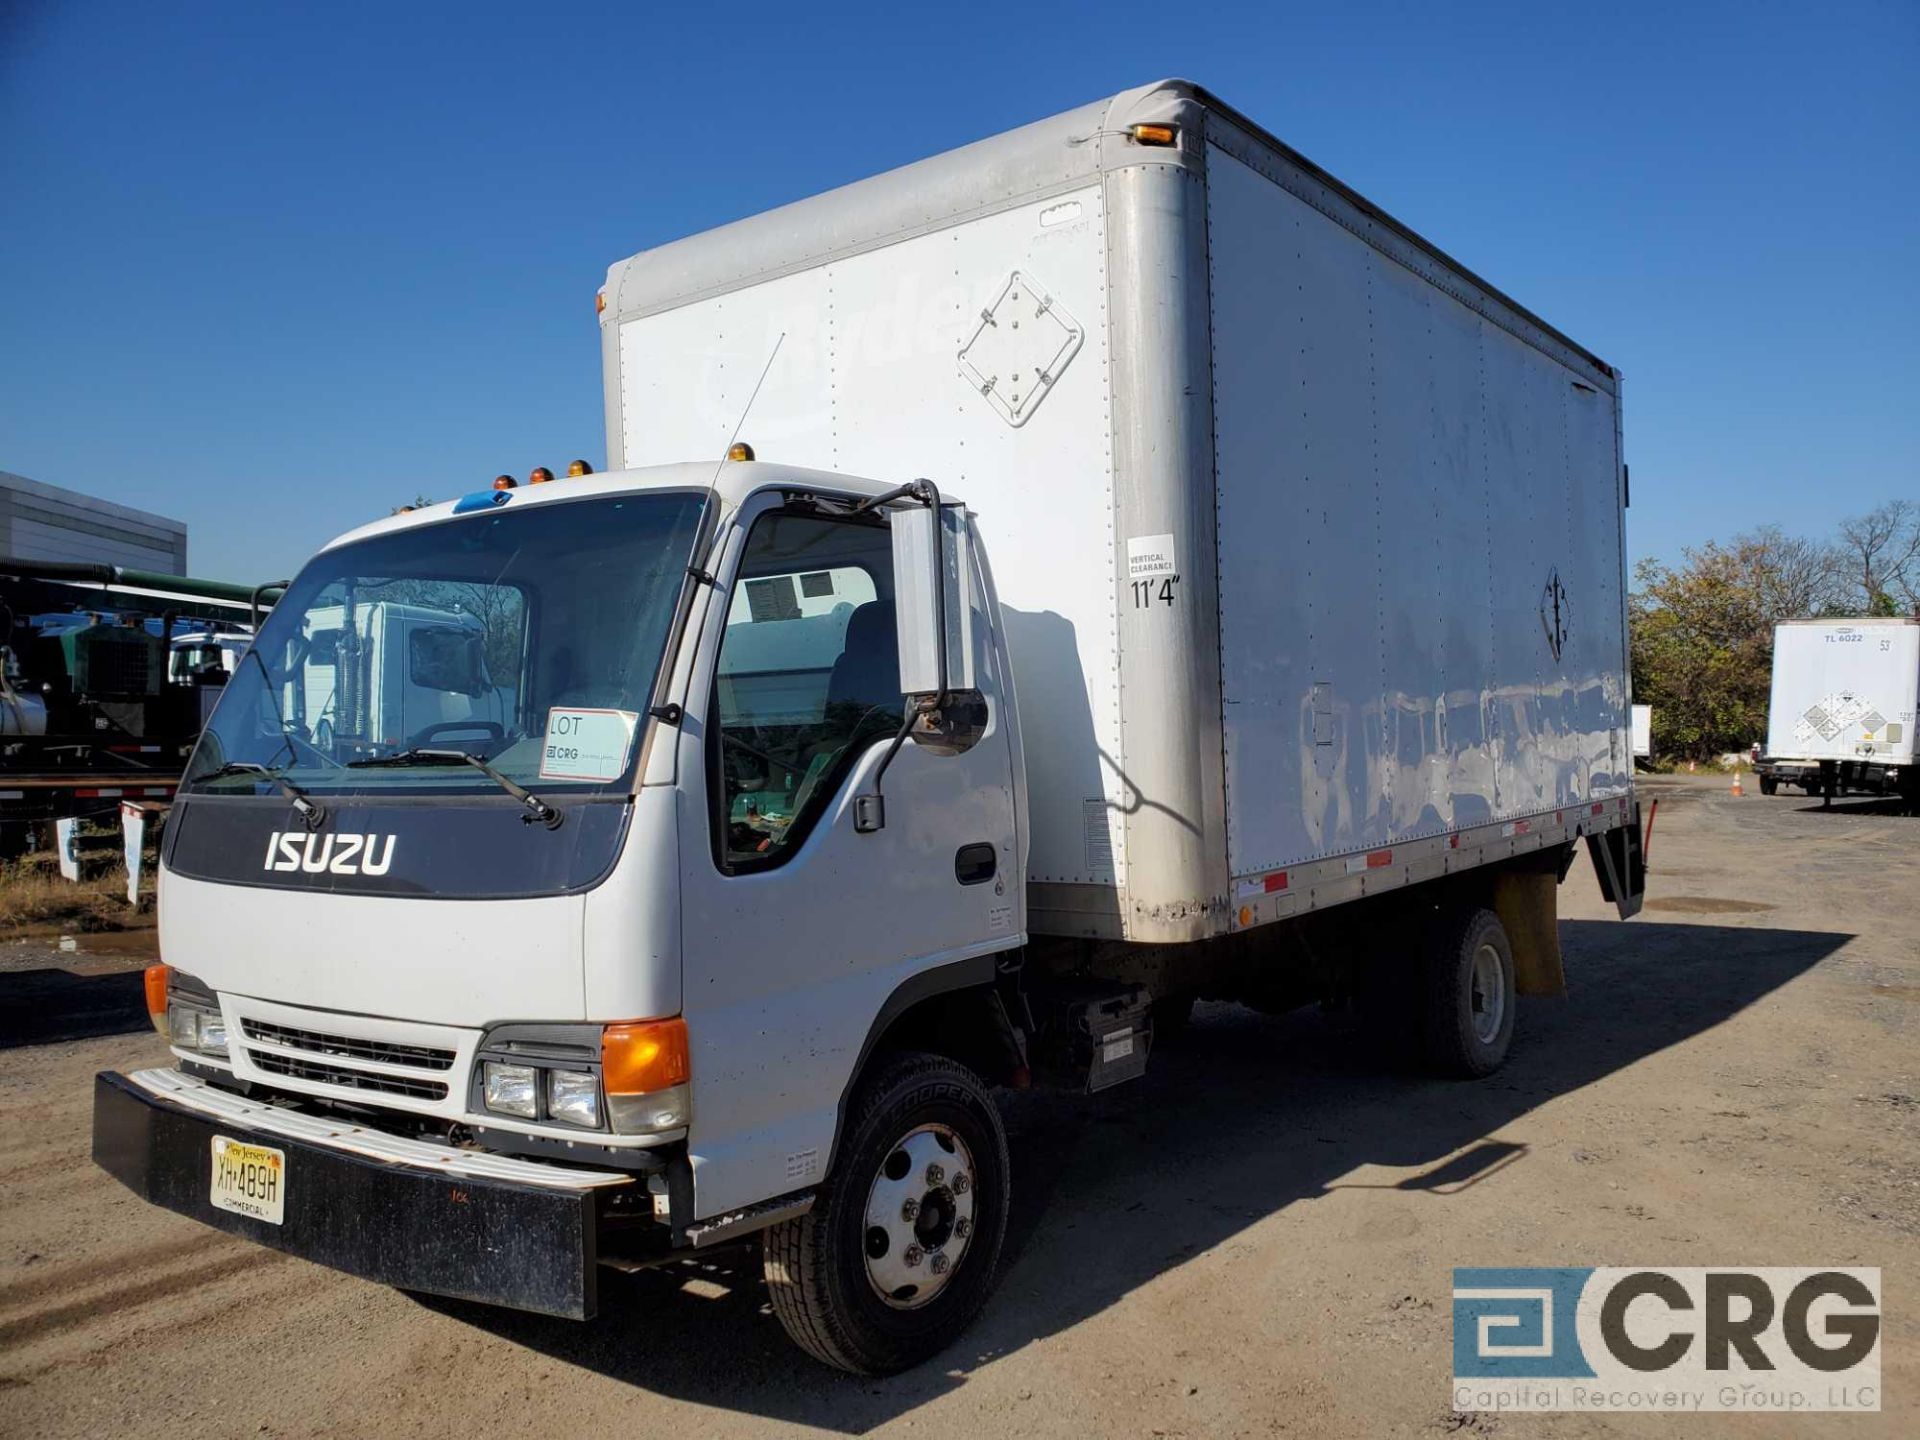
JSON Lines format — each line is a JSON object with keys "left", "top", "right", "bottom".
{"left": 856, "top": 698, "right": 934, "bottom": 835}
{"left": 855, "top": 474, "right": 952, "bottom": 834}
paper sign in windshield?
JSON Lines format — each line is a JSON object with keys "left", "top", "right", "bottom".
{"left": 539, "top": 707, "right": 639, "bottom": 782}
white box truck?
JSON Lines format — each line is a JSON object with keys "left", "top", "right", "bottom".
{"left": 94, "top": 80, "right": 1643, "bottom": 1373}
{"left": 1757, "top": 618, "right": 1919, "bottom": 804}
{"left": 1632, "top": 704, "right": 1652, "bottom": 761}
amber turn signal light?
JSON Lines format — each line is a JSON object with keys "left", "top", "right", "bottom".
{"left": 1130, "top": 123, "right": 1178, "bottom": 147}
{"left": 144, "top": 963, "right": 172, "bottom": 1035}
{"left": 602, "top": 1017, "right": 690, "bottom": 1095}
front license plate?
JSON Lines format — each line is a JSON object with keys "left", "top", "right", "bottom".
{"left": 210, "top": 1135, "right": 286, "bottom": 1225}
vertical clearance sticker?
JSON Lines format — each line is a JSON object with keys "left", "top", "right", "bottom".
{"left": 1127, "top": 533, "right": 1177, "bottom": 579}
{"left": 540, "top": 707, "right": 640, "bottom": 782}
{"left": 1126, "top": 533, "right": 1181, "bottom": 610}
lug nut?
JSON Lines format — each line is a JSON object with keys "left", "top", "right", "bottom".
{"left": 903, "top": 1244, "right": 925, "bottom": 1268}
{"left": 900, "top": 1196, "right": 920, "bottom": 1221}
{"left": 951, "top": 1171, "right": 970, "bottom": 1195}
{"left": 929, "top": 1252, "right": 951, "bottom": 1275}
{"left": 925, "top": 1163, "right": 945, "bottom": 1185}
{"left": 954, "top": 1216, "right": 971, "bottom": 1238}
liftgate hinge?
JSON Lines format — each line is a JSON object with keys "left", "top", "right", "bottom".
{"left": 649, "top": 703, "right": 683, "bottom": 726}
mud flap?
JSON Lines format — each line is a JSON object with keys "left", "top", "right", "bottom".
{"left": 1586, "top": 804, "right": 1647, "bottom": 920}
{"left": 1493, "top": 870, "right": 1565, "bottom": 997}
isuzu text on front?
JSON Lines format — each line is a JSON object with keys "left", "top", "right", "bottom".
{"left": 94, "top": 80, "right": 1644, "bottom": 1373}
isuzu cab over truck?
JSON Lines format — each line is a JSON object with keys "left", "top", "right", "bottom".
{"left": 94, "top": 79, "right": 1645, "bottom": 1374}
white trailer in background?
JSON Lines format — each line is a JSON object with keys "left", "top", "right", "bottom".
{"left": 1632, "top": 704, "right": 1652, "bottom": 761}
{"left": 98, "top": 79, "right": 1643, "bottom": 1374}
{"left": 1758, "top": 618, "right": 1920, "bottom": 805}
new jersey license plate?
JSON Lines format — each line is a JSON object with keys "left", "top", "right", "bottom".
{"left": 210, "top": 1135, "right": 286, "bottom": 1225}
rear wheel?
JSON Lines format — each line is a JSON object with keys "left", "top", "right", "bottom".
{"left": 1759, "top": 776, "right": 1778, "bottom": 796}
{"left": 763, "top": 1051, "right": 1009, "bottom": 1374}
{"left": 1421, "top": 907, "right": 1516, "bottom": 1077}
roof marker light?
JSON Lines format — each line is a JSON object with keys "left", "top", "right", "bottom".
{"left": 453, "top": 489, "right": 514, "bottom": 515}
{"left": 1130, "top": 123, "right": 1178, "bottom": 147}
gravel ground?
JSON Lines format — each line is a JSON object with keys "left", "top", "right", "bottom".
{"left": 0, "top": 774, "right": 1912, "bottom": 1437}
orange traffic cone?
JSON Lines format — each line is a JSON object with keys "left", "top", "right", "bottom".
{"left": 1730, "top": 768, "right": 1744, "bottom": 797}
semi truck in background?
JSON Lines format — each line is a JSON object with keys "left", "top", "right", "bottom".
{"left": 93, "top": 80, "right": 1644, "bottom": 1374}
{"left": 0, "top": 559, "right": 270, "bottom": 852}
{"left": 1756, "top": 618, "right": 1919, "bottom": 806}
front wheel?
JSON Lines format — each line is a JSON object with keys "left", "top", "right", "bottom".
{"left": 763, "top": 1051, "right": 1009, "bottom": 1374}
{"left": 1759, "top": 776, "right": 1779, "bottom": 796}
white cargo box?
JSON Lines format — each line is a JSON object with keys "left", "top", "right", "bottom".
{"left": 1632, "top": 704, "right": 1652, "bottom": 759}
{"left": 1767, "top": 618, "right": 1920, "bottom": 765}
{"left": 603, "top": 79, "right": 1633, "bottom": 943}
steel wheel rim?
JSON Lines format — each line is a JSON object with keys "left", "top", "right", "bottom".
{"left": 1470, "top": 941, "right": 1506, "bottom": 1045}
{"left": 861, "top": 1122, "right": 977, "bottom": 1310}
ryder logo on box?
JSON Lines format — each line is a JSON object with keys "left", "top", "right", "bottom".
{"left": 1453, "top": 1267, "right": 1879, "bottom": 1413}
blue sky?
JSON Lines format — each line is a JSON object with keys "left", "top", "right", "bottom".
{"left": 2, "top": 0, "right": 1915, "bottom": 581}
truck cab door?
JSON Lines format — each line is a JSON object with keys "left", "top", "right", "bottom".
{"left": 674, "top": 496, "right": 1020, "bottom": 1221}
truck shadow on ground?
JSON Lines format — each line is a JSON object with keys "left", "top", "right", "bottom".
{"left": 0, "top": 967, "right": 148, "bottom": 1048}
{"left": 422, "top": 916, "right": 1845, "bottom": 1430}
{"left": 1786, "top": 796, "right": 1916, "bottom": 818}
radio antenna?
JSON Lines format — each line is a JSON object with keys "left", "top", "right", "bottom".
{"left": 709, "top": 331, "right": 785, "bottom": 495}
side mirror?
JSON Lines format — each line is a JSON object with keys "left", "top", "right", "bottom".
{"left": 891, "top": 500, "right": 976, "bottom": 700}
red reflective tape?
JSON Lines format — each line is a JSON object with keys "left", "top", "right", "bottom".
{"left": 76, "top": 788, "right": 124, "bottom": 798}
{"left": 1448, "top": 833, "right": 1462, "bottom": 849}
{"left": 1591, "top": 802, "right": 1605, "bottom": 815}
{"left": 1263, "top": 871, "right": 1288, "bottom": 893}
{"left": 1366, "top": 849, "right": 1393, "bottom": 869}
{"left": 1513, "top": 819, "right": 1530, "bottom": 835}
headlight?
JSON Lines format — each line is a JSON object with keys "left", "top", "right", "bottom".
{"left": 156, "top": 968, "right": 228, "bottom": 1058}
{"left": 198, "top": 1013, "right": 229, "bottom": 1055}
{"left": 547, "top": 1070, "right": 601, "bottom": 1128}
{"left": 482, "top": 1062, "right": 538, "bottom": 1118}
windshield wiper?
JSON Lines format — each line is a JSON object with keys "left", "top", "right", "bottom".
{"left": 348, "top": 748, "right": 562, "bottom": 828}
{"left": 196, "top": 761, "right": 327, "bottom": 831}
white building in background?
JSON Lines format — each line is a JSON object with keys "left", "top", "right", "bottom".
{"left": 0, "top": 470, "right": 188, "bottom": 573}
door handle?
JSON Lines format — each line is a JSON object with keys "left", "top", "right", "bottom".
{"left": 954, "top": 843, "right": 997, "bottom": 886}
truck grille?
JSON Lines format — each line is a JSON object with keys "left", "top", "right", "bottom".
{"left": 247, "top": 1051, "right": 449, "bottom": 1101}
{"left": 240, "top": 1019, "right": 456, "bottom": 1071}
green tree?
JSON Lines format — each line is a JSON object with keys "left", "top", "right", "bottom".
{"left": 1630, "top": 535, "right": 1795, "bottom": 761}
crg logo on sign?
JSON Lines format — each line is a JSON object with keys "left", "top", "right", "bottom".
{"left": 263, "top": 832, "right": 396, "bottom": 876}
{"left": 1453, "top": 1267, "right": 1880, "bottom": 1413}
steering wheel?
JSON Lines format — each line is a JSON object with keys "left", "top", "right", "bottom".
{"left": 721, "top": 729, "right": 786, "bottom": 771}
{"left": 407, "top": 719, "right": 507, "bottom": 748}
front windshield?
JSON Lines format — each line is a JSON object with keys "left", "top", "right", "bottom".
{"left": 185, "top": 490, "right": 706, "bottom": 798}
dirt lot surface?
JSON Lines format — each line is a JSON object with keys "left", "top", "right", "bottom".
{"left": 1, "top": 774, "right": 1913, "bottom": 1436}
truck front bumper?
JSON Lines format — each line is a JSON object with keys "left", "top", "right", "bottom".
{"left": 92, "top": 1068, "right": 635, "bottom": 1319}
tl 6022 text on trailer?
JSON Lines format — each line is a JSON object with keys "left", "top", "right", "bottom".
{"left": 94, "top": 79, "right": 1645, "bottom": 1374}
